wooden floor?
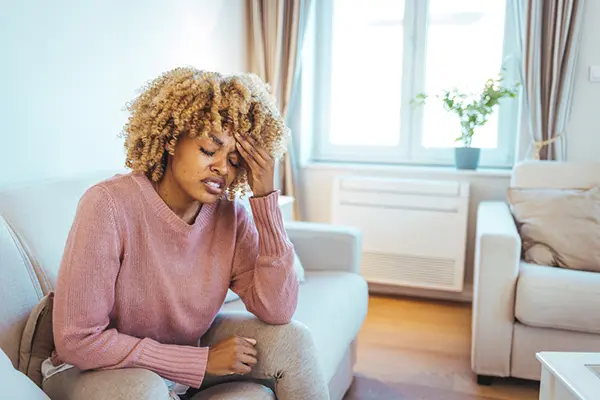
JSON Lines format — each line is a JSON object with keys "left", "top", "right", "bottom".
{"left": 343, "top": 295, "right": 540, "bottom": 400}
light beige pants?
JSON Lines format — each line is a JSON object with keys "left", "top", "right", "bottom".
{"left": 43, "top": 312, "right": 329, "bottom": 400}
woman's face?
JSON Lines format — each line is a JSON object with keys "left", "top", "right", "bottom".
{"left": 167, "top": 130, "right": 242, "bottom": 204}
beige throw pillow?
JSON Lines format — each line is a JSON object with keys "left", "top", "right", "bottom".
{"left": 18, "top": 292, "right": 55, "bottom": 387}
{"left": 507, "top": 186, "right": 600, "bottom": 272}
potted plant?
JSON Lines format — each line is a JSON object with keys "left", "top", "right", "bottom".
{"left": 413, "top": 72, "right": 519, "bottom": 170}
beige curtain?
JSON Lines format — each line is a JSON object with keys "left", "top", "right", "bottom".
{"left": 513, "top": 0, "right": 585, "bottom": 160}
{"left": 248, "top": 0, "right": 312, "bottom": 220}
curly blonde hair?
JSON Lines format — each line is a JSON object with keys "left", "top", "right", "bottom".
{"left": 120, "top": 67, "right": 290, "bottom": 199}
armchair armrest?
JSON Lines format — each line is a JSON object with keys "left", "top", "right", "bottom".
{"left": 285, "top": 221, "right": 362, "bottom": 273}
{"left": 471, "top": 201, "right": 522, "bottom": 377}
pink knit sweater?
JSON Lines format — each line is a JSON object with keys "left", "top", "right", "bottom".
{"left": 51, "top": 172, "right": 299, "bottom": 389}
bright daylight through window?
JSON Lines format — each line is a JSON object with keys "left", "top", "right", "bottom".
{"left": 313, "top": 0, "right": 519, "bottom": 167}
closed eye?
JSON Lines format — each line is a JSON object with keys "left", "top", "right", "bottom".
{"left": 201, "top": 145, "right": 239, "bottom": 167}
{"left": 200, "top": 147, "right": 215, "bottom": 156}
{"left": 229, "top": 153, "right": 241, "bottom": 168}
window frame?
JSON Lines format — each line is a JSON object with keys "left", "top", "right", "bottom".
{"left": 311, "top": 0, "right": 520, "bottom": 168}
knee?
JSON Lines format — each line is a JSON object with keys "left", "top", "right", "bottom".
{"left": 263, "top": 320, "right": 315, "bottom": 354}
{"left": 272, "top": 320, "right": 312, "bottom": 343}
{"left": 258, "top": 321, "right": 324, "bottom": 382}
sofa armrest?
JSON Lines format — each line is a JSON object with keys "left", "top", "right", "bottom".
{"left": 285, "top": 221, "right": 362, "bottom": 273}
{"left": 471, "top": 201, "right": 522, "bottom": 377}
{"left": 0, "top": 349, "right": 50, "bottom": 399}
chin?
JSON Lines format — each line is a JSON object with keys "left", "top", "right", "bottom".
{"left": 197, "top": 194, "right": 221, "bottom": 204}
{"left": 193, "top": 188, "right": 225, "bottom": 204}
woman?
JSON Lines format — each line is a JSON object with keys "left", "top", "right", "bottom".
{"left": 42, "top": 68, "right": 328, "bottom": 399}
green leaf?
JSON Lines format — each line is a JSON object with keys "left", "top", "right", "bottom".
{"left": 411, "top": 69, "right": 520, "bottom": 142}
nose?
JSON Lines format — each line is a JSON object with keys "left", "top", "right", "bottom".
{"left": 210, "top": 154, "right": 228, "bottom": 176}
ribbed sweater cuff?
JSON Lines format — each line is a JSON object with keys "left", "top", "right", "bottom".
{"left": 135, "top": 339, "right": 209, "bottom": 389}
{"left": 249, "top": 191, "right": 292, "bottom": 256}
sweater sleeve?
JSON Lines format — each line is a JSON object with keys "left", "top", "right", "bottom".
{"left": 230, "top": 191, "right": 299, "bottom": 324}
{"left": 53, "top": 186, "right": 208, "bottom": 389}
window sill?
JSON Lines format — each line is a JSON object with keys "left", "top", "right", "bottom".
{"left": 302, "top": 161, "right": 513, "bottom": 179}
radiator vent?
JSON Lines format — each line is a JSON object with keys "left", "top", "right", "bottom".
{"left": 332, "top": 176, "right": 470, "bottom": 292}
{"left": 361, "top": 252, "right": 456, "bottom": 289}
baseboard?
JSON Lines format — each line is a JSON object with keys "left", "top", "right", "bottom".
{"left": 368, "top": 281, "right": 474, "bottom": 303}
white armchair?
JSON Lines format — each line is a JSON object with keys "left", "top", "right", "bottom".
{"left": 471, "top": 161, "right": 600, "bottom": 384}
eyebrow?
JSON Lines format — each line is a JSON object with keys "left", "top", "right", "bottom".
{"left": 209, "top": 134, "right": 224, "bottom": 147}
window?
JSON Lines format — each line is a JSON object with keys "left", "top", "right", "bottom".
{"left": 312, "top": 0, "right": 519, "bottom": 167}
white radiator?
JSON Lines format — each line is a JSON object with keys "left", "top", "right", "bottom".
{"left": 331, "top": 176, "right": 470, "bottom": 292}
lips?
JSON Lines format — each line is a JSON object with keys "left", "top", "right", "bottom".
{"left": 201, "top": 177, "right": 226, "bottom": 195}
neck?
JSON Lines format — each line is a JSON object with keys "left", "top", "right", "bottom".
{"left": 154, "top": 170, "right": 201, "bottom": 225}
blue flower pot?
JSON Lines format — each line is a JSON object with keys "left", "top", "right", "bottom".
{"left": 455, "top": 147, "right": 481, "bottom": 170}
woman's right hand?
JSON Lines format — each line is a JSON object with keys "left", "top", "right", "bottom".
{"left": 206, "top": 336, "right": 258, "bottom": 376}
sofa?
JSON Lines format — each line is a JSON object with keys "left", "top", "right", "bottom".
{"left": 0, "top": 171, "right": 368, "bottom": 399}
{"left": 471, "top": 160, "right": 600, "bottom": 383}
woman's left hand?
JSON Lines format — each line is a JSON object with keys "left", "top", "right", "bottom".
{"left": 235, "top": 133, "right": 275, "bottom": 198}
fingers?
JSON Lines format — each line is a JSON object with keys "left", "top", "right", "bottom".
{"left": 235, "top": 141, "right": 259, "bottom": 170}
{"left": 207, "top": 336, "right": 260, "bottom": 377}
{"left": 239, "top": 352, "right": 258, "bottom": 367}
{"left": 235, "top": 134, "right": 264, "bottom": 166}
{"left": 245, "top": 136, "right": 271, "bottom": 163}
{"left": 235, "top": 133, "right": 271, "bottom": 168}
{"left": 235, "top": 336, "right": 257, "bottom": 374}
{"left": 236, "top": 336, "right": 258, "bottom": 356}
{"left": 235, "top": 362, "right": 252, "bottom": 375}
{"left": 242, "top": 344, "right": 258, "bottom": 357}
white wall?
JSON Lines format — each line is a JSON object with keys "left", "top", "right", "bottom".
{"left": 0, "top": 0, "right": 247, "bottom": 188}
{"left": 566, "top": 0, "right": 600, "bottom": 162}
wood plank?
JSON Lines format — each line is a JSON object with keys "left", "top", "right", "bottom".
{"left": 344, "top": 295, "right": 540, "bottom": 399}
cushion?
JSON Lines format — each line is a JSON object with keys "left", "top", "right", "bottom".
{"left": 18, "top": 292, "right": 55, "bottom": 387}
{"left": 515, "top": 262, "right": 600, "bottom": 334}
{"left": 512, "top": 161, "right": 600, "bottom": 189}
{"left": 507, "top": 186, "right": 600, "bottom": 272}
{"left": 0, "top": 215, "right": 45, "bottom": 368}
{"left": 222, "top": 271, "right": 368, "bottom": 381}
{"left": 0, "top": 347, "right": 50, "bottom": 399}
{"left": 0, "top": 171, "right": 120, "bottom": 292}
{"left": 224, "top": 251, "right": 305, "bottom": 303}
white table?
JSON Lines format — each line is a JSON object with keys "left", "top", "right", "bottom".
{"left": 537, "top": 352, "right": 600, "bottom": 400}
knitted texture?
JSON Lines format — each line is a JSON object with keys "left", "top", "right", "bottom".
{"left": 51, "top": 172, "right": 298, "bottom": 388}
